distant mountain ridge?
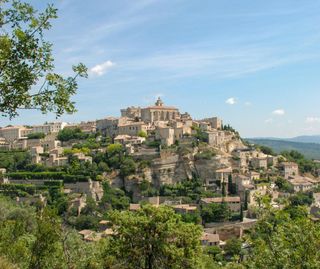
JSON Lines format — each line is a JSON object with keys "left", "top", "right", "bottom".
{"left": 246, "top": 137, "right": 320, "bottom": 160}
{"left": 248, "top": 135, "right": 320, "bottom": 144}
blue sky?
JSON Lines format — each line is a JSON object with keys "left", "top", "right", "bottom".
{"left": 2, "top": 0, "right": 320, "bottom": 138}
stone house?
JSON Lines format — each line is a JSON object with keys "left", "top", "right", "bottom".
{"left": 288, "top": 176, "right": 317, "bottom": 192}
{"left": 118, "top": 122, "right": 149, "bottom": 136}
{"left": 200, "top": 197, "right": 241, "bottom": 212}
{"left": 280, "top": 162, "right": 299, "bottom": 179}
{"left": 201, "top": 232, "right": 220, "bottom": 246}
{"left": 206, "top": 130, "right": 225, "bottom": 147}
{"left": 172, "top": 204, "right": 198, "bottom": 214}
{"left": 155, "top": 126, "right": 175, "bottom": 146}
{"left": 251, "top": 157, "right": 268, "bottom": 170}
{"left": 0, "top": 126, "right": 32, "bottom": 142}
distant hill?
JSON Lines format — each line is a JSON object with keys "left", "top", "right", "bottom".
{"left": 246, "top": 138, "right": 320, "bottom": 160}
{"left": 286, "top": 135, "right": 320, "bottom": 144}
{"left": 249, "top": 135, "right": 320, "bottom": 144}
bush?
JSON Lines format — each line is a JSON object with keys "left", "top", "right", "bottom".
{"left": 27, "top": 132, "right": 46, "bottom": 139}
{"left": 57, "top": 128, "right": 89, "bottom": 142}
{"left": 195, "top": 149, "right": 216, "bottom": 160}
{"left": 137, "top": 131, "right": 148, "bottom": 138}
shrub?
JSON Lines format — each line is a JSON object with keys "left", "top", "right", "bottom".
{"left": 27, "top": 132, "right": 46, "bottom": 139}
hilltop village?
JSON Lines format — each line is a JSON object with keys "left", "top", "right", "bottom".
{"left": 1, "top": 98, "right": 320, "bottom": 248}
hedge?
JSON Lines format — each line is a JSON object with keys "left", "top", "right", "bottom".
{"left": 6, "top": 172, "right": 90, "bottom": 183}
{"left": 0, "top": 183, "right": 47, "bottom": 196}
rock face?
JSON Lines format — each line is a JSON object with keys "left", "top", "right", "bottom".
{"left": 112, "top": 134, "right": 247, "bottom": 198}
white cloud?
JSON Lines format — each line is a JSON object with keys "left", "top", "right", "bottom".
{"left": 244, "top": 101, "right": 252, "bottom": 106}
{"left": 226, "top": 97, "right": 236, "bottom": 105}
{"left": 306, "top": 117, "right": 320, "bottom": 124}
{"left": 265, "top": 118, "right": 273, "bottom": 124}
{"left": 90, "top": 61, "right": 114, "bottom": 76}
{"left": 272, "top": 109, "right": 285, "bottom": 116}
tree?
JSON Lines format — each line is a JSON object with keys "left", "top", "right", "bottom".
{"left": 201, "top": 203, "right": 231, "bottom": 223}
{"left": 28, "top": 209, "right": 64, "bottom": 269}
{"left": 289, "top": 192, "right": 313, "bottom": 207}
{"left": 100, "top": 182, "right": 130, "bottom": 211}
{"left": 0, "top": 0, "right": 87, "bottom": 119}
{"left": 222, "top": 182, "right": 226, "bottom": 197}
{"left": 108, "top": 205, "right": 203, "bottom": 269}
{"left": 246, "top": 208, "right": 320, "bottom": 268}
{"left": 228, "top": 175, "right": 233, "bottom": 194}
{"left": 119, "top": 158, "right": 136, "bottom": 177}
{"left": 258, "top": 145, "right": 275, "bottom": 156}
{"left": 224, "top": 238, "right": 242, "bottom": 259}
{"left": 27, "top": 132, "right": 45, "bottom": 139}
{"left": 239, "top": 204, "right": 244, "bottom": 222}
{"left": 57, "top": 128, "right": 88, "bottom": 142}
{"left": 138, "top": 130, "right": 148, "bottom": 138}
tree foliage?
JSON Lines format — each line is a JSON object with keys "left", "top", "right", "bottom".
{"left": 0, "top": 0, "right": 87, "bottom": 118}
{"left": 107, "top": 204, "right": 203, "bottom": 269}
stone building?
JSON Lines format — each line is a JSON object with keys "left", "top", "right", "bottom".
{"left": 118, "top": 122, "right": 149, "bottom": 136}
{"left": 251, "top": 157, "right": 268, "bottom": 170}
{"left": 200, "top": 196, "right": 241, "bottom": 212}
{"left": 96, "top": 117, "right": 127, "bottom": 137}
{"left": 202, "top": 117, "right": 223, "bottom": 130}
{"left": 141, "top": 98, "right": 180, "bottom": 123}
{"left": 120, "top": 106, "right": 141, "bottom": 119}
{"left": 65, "top": 121, "right": 96, "bottom": 134}
{"left": 0, "top": 126, "right": 32, "bottom": 142}
{"left": 31, "top": 122, "right": 67, "bottom": 134}
{"left": 206, "top": 130, "right": 225, "bottom": 146}
{"left": 155, "top": 126, "right": 175, "bottom": 146}
{"left": 280, "top": 162, "right": 299, "bottom": 179}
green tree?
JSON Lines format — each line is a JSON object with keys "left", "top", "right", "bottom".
{"left": 138, "top": 130, "right": 148, "bottom": 138}
{"left": 239, "top": 204, "right": 244, "bottom": 222}
{"left": 108, "top": 204, "right": 203, "bottom": 269}
{"left": 246, "top": 208, "right": 320, "bottom": 268}
{"left": 27, "top": 132, "right": 45, "bottom": 139}
{"left": 225, "top": 238, "right": 242, "bottom": 259}
{"left": 119, "top": 158, "right": 136, "bottom": 177}
{"left": 201, "top": 202, "right": 231, "bottom": 223}
{"left": 100, "top": 182, "right": 130, "bottom": 211}
{"left": 28, "top": 209, "right": 64, "bottom": 269}
{"left": 222, "top": 182, "right": 226, "bottom": 197}
{"left": 0, "top": 0, "right": 87, "bottom": 119}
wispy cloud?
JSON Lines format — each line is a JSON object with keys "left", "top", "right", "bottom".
{"left": 265, "top": 118, "right": 273, "bottom": 124}
{"left": 90, "top": 60, "right": 115, "bottom": 76}
{"left": 226, "top": 97, "right": 237, "bottom": 105}
{"left": 306, "top": 117, "right": 320, "bottom": 123}
{"left": 272, "top": 109, "right": 285, "bottom": 116}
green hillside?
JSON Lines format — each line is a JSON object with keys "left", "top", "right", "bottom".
{"left": 246, "top": 139, "right": 320, "bottom": 160}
